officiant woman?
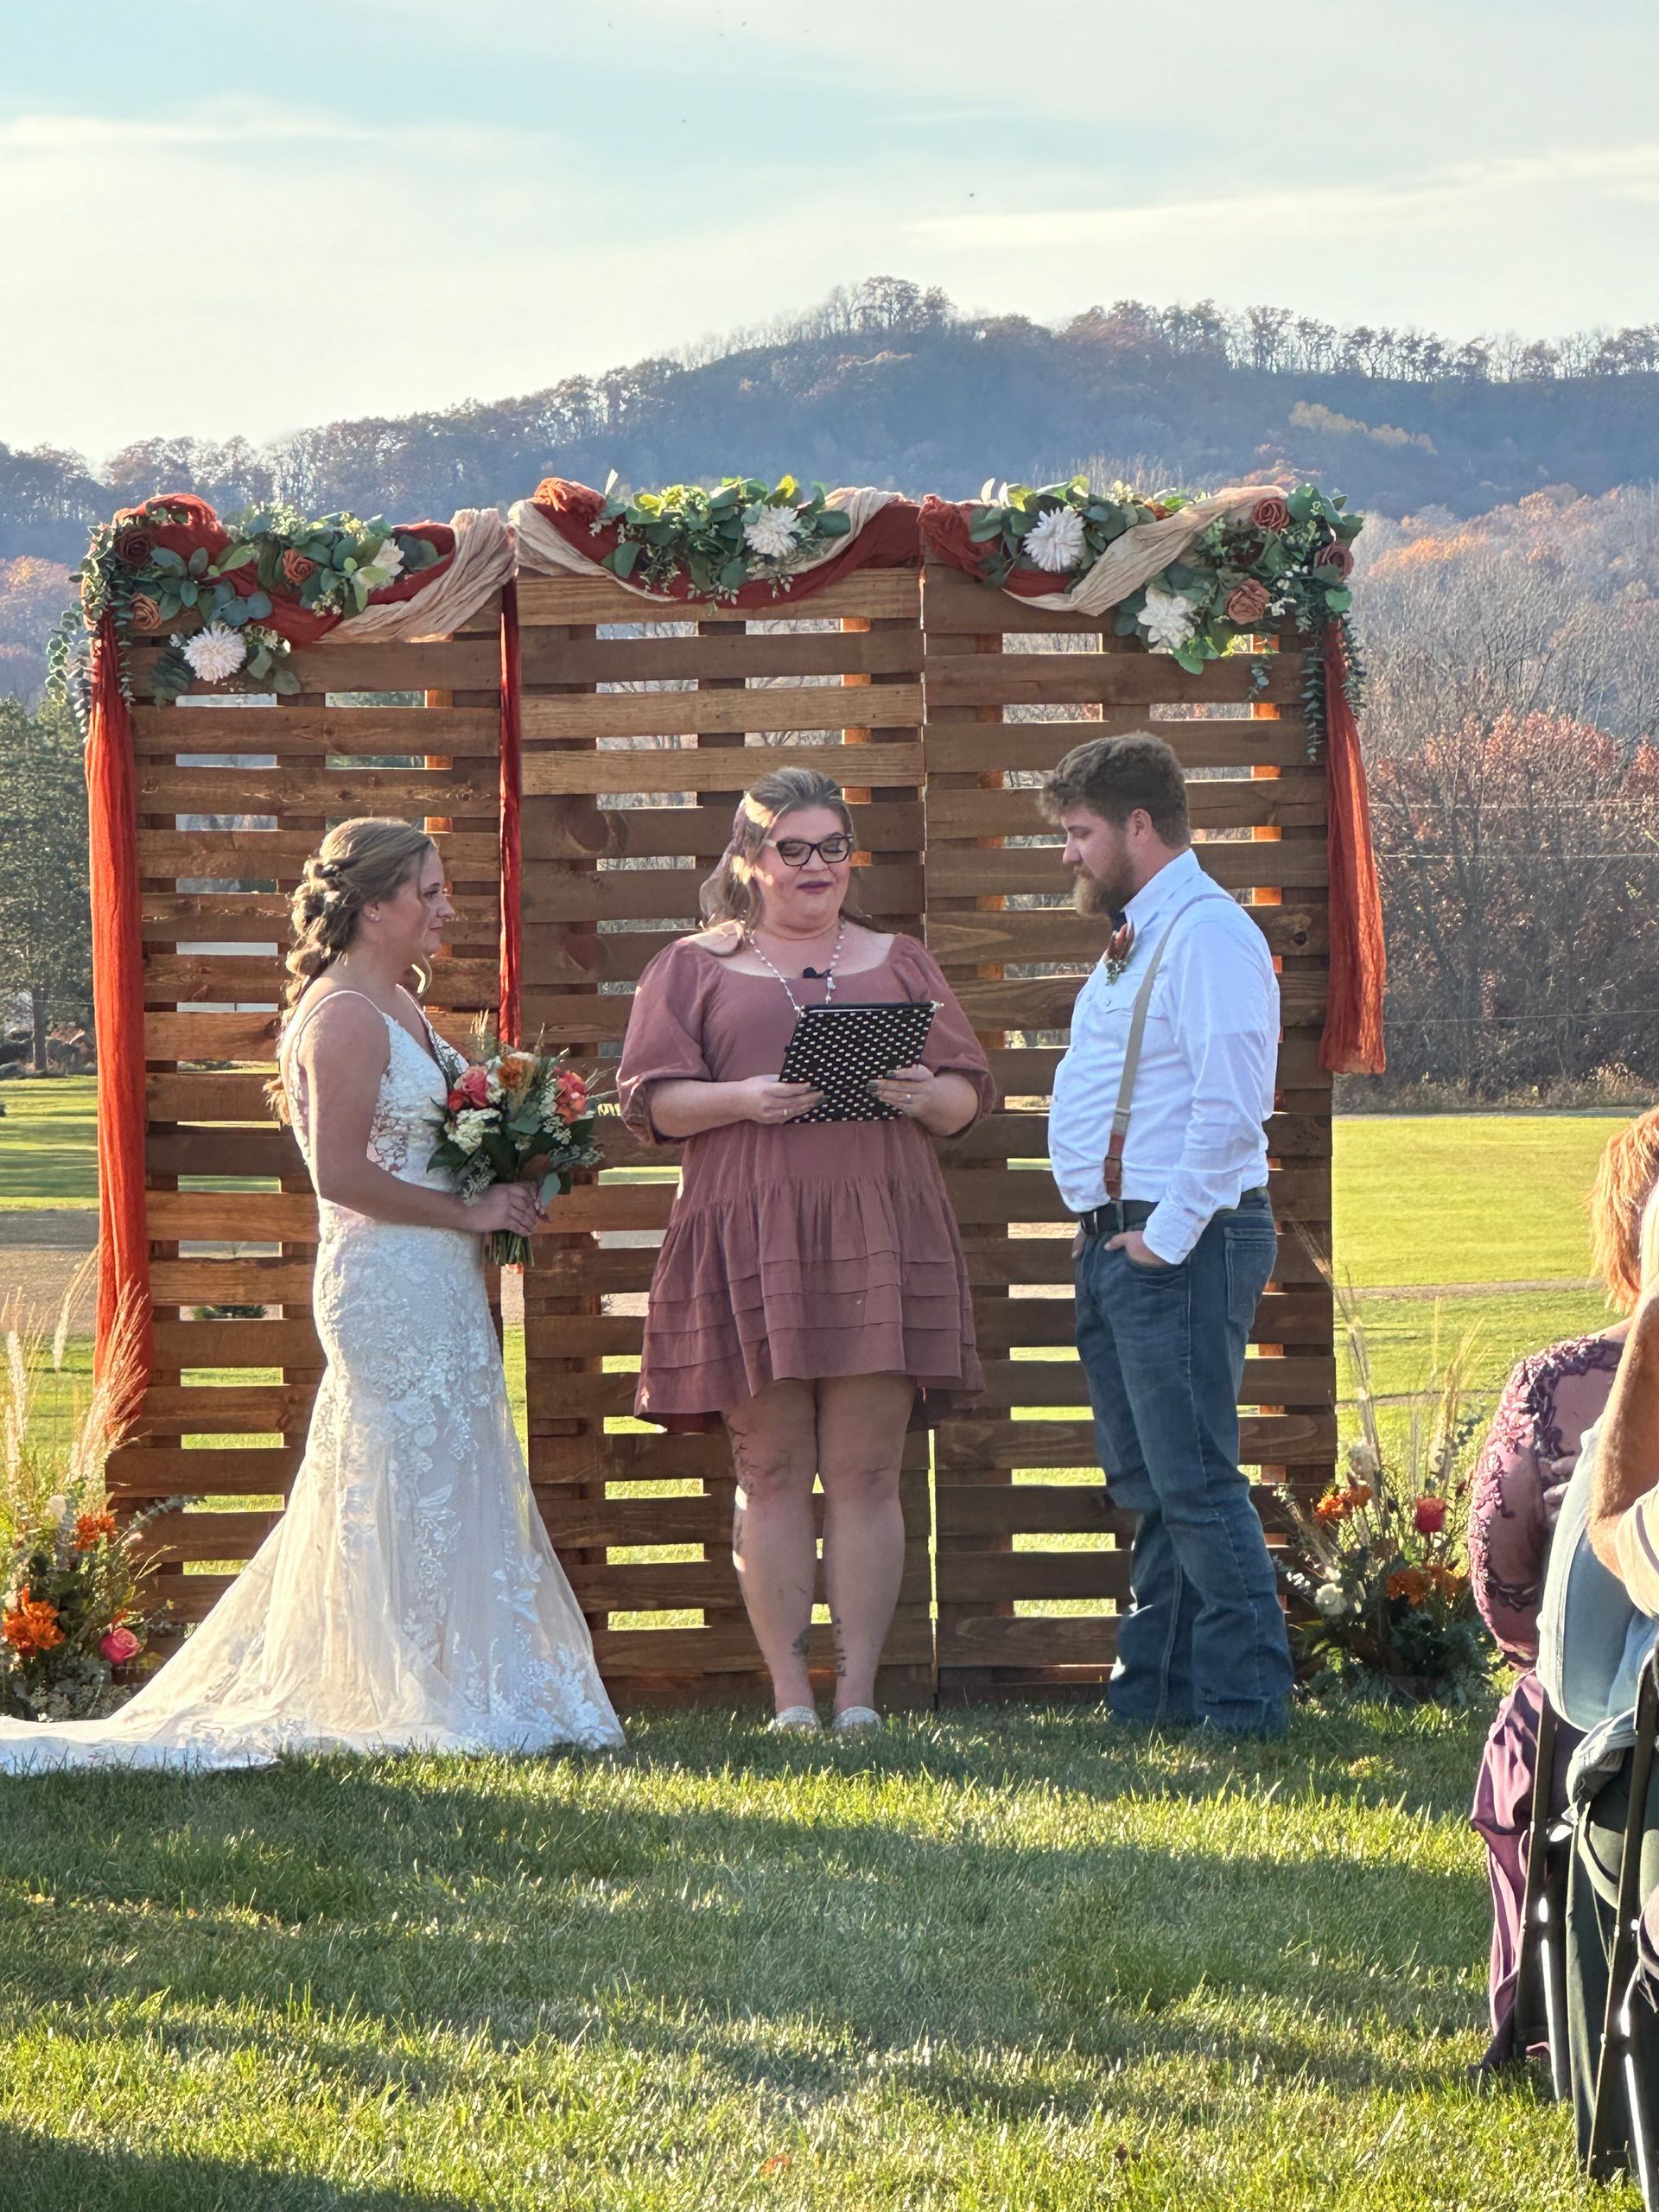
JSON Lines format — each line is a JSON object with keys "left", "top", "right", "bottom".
{"left": 617, "top": 766, "right": 994, "bottom": 1734}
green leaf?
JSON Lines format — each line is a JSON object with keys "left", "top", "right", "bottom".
{"left": 187, "top": 547, "right": 208, "bottom": 576}
{"left": 817, "top": 511, "right": 852, "bottom": 537}
{"left": 1323, "top": 586, "right": 1353, "bottom": 613}
{"left": 609, "top": 539, "right": 640, "bottom": 578}
{"left": 245, "top": 591, "right": 272, "bottom": 620}
{"left": 150, "top": 546, "right": 186, "bottom": 574}
{"left": 968, "top": 512, "right": 1005, "bottom": 541}
{"left": 215, "top": 543, "right": 257, "bottom": 574}
{"left": 178, "top": 580, "right": 198, "bottom": 607}
{"left": 719, "top": 557, "right": 748, "bottom": 591}
{"left": 271, "top": 664, "right": 302, "bottom": 695}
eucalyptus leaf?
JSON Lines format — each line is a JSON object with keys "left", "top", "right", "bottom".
{"left": 150, "top": 546, "right": 186, "bottom": 574}
{"left": 188, "top": 547, "right": 208, "bottom": 577}
{"left": 245, "top": 591, "right": 272, "bottom": 620}
{"left": 271, "top": 664, "right": 302, "bottom": 695}
{"left": 609, "top": 539, "right": 641, "bottom": 577}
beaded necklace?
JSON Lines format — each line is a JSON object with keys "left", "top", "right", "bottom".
{"left": 741, "top": 920, "right": 847, "bottom": 1014}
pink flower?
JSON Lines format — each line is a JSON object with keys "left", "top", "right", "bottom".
{"left": 1251, "top": 496, "right": 1291, "bottom": 533}
{"left": 1314, "top": 541, "right": 1355, "bottom": 578}
{"left": 447, "top": 1088, "right": 467, "bottom": 1112}
{"left": 1413, "top": 1496, "right": 1446, "bottom": 1536}
{"left": 456, "top": 1065, "right": 492, "bottom": 1108}
{"left": 100, "top": 1625, "right": 142, "bottom": 1664}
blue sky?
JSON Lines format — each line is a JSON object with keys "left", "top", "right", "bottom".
{"left": 3, "top": 0, "right": 1656, "bottom": 461}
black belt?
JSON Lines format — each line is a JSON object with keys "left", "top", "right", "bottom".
{"left": 1076, "top": 1187, "right": 1269, "bottom": 1241}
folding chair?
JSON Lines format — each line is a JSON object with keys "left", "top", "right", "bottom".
{"left": 1512, "top": 1692, "right": 1572, "bottom": 2097}
{"left": 1588, "top": 1651, "right": 1659, "bottom": 2199}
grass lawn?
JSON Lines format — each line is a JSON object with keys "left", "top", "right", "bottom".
{"left": 1332, "top": 1115, "right": 1623, "bottom": 1289}
{"left": 0, "top": 1076, "right": 98, "bottom": 1208}
{"left": 0, "top": 1704, "right": 1608, "bottom": 2212}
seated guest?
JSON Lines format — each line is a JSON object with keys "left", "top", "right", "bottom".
{"left": 616, "top": 767, "right": 994, "bottom": 1734}
{"left": 1469, "top": 1109, "right": 1659, "bottom": 2065}
{"left": 1538, "top": 1191, "right": 1659, "bottom": 2162}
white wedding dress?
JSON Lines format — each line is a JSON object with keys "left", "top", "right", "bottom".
{"left": 0, "top": 992, "right": 622, "bottom": 1771}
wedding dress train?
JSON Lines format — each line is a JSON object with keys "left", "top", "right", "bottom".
{"left": 0, "top": 999, "right": 623, "bottom": 1771}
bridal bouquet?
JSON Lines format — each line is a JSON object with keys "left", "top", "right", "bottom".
{"left": 429, "top": 1041, "right": 605, "bottom": 1266}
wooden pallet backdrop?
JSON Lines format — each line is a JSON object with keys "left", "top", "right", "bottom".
{"left": 97, "top": 555, "right": 1342, "bottom": 1704}
{"left": 107, "top": 607, "right": 505, "bottom": 1632}
{"left": 513, "top": 566, "right": 934, "bottom": 1706}
{"left": 918, "top": 562, "right": 1336, "bottom": 1701}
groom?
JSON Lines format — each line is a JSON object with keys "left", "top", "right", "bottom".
{"left": 1042, "top": 733, "right": 1294, "bottom": 1736}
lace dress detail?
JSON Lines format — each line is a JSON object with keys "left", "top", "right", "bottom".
{"left": 0, "top": 997, "right": 622, "bottom": 1771}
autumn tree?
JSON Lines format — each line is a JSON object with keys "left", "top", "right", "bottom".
{"left": 0, "top": 693, "right": 91, "bottom": 1071}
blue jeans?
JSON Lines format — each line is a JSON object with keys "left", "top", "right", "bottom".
{"left": 1074, "top": 1192, "right": 1293, "bottom": 1734}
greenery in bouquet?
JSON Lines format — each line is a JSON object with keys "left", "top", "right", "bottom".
{"left": 429, "top": 1037, "right": 606, "bottom": 1267}
{"left": 1274, "top": 1255, "right": 1493, "bottom": 1706}
{"left": 595, "top": 473, "right": 854, "bottom": 600}
{"left": 969, "top": 477, "right": 1365, "bottom": 718}
{"left": 50, "top": 499, "right": 449, "bottom": 713}
{"left": 0, "top": 1272, "right": 175, "bottom": 1722}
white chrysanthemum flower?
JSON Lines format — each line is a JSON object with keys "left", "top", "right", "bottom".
{"left": 1313, "top": 1582, "right": 1351, "bottom": 1619}
{"left": 44, "top": 1494, "right": 67, "bottom": 1523}
{"left": 742, "top": 503, "right": 801, "bottom": 562}
{"left": 361, "top": 535, "right": 405, "bottom": 583}
{"left": 1139, "top": 588, "right": 1197, "bottom": 651}
{"left": 1025, "top": 504, "right": 1088, "bottom": 574}
{"left": 452, "top": 1108, "right": 493, "bottom": 1155}
{"left": 181, "top": 622, "right": 248, "bottom": 683}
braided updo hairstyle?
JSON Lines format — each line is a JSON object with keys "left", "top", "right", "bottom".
{"left": 269, "top": 817, "right": 437, "bottom": 1122}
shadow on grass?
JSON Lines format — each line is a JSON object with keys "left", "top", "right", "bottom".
{"left": 0, "top": 2120, "right": 475, "bottom": 2212}
{"left": 0, "top": 1722, "right": 1492, "bottom": 2114}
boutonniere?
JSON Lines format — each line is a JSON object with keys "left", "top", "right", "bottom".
{"left": 1103, "top": 919, "right": 1136, "bottom": 984}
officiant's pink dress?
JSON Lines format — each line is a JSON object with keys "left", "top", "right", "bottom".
{"left": 617, "top": 932, "right": 994, "bottom": 1428}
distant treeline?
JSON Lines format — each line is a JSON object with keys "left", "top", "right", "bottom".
{"left": 6, "top": 276, "right": 1659, "bottom": 565}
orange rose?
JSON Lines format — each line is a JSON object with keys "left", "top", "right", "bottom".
{"left": 1224, "top": 579, "right": 1271, "bottom": 626}
{"left": 1251, "top": 496, "right": 1292, "bottom": 533}
{"left": 1314, "top": 542, "right": 1355, "bottom": 578}
{"left": 281, "top": 549, "right": 318, "bottom": 588}
{"left": 127, "top": 593, "right": 163, "bottom": 632}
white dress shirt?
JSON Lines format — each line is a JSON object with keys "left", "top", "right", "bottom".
{"left": 1048, "top": 847, "right": 1280, "bottom": 1264}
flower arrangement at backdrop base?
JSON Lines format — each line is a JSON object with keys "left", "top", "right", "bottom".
{"left": 1274, "top": 1242, "right": 1492, "bottom": 1706}
{"left": 0, "top": 1268, "right": 181, "bottom": 1722}
{"left": 429, "top": 1033, "right": 606, "bottom": 1268}
{"left": 49, "top": 499, "right": 453, "bottom": 713}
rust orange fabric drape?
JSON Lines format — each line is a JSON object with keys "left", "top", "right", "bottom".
{"left": 498, "top": 579, "right": 523, "bottom": 1047}
{"left": 86, "top": 613, "right": 152, "bottom": 1421}
{"left": 1319, "top": 623, "right": 1387, "bottom": 1073}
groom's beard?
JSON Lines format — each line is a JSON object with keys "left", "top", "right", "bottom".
{"left": 1071, "top": 864, "right": 1133, "bottom": 919}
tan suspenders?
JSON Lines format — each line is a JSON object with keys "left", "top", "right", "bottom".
{"left": 1101, "top": 895, "right": 1211, "bottom": 1203}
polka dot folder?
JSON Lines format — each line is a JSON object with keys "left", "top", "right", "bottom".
{"left": 778, "top": 1000, "right": 941, "bottom": 1123}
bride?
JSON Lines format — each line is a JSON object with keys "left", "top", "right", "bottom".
{"left": 0, "top": 817, "right": 622, "bottom": 1770}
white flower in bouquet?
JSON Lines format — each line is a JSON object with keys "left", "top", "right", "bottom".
{"left": 1313, "top": 1581, "right": 1351, "bottom": 1618}
{"left": 1025, "top": 504, "right": 1088, "bottom": 574}
{"left": 1139, "top": 588, "right": 1197, "bottom": 651}
{"left": 181, "top": 622, "right": 248, "bottom": 683}
{"left": 485, "top": 1068, "right": 505, "bottom": 1104}
{"left": 1345, "top": 1439, "right": 1380, "bottom": 1480}
{"left": 452, "top": 1108, "right": 493, "bottom": 1155}
{"left": 742, "top": 503, "right": 800, "bottom": 562}
{"left": 44, "top": 1494, "right": 67, "bottom": 1523}
{"left": 360, "top": 535, "right": 404, "bottom": 584}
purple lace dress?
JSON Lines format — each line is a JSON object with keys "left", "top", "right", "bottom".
{"left": 1469, "top": 1330, "right": 1624, "bottom": 2063}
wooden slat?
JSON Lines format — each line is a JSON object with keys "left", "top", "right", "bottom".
{"left": 137, "top": 768, "right": 499, "bottom": 814}
{"left": 927, "top": 904, "right": 1327, "bottom": 964}
{"left": 925, "top": 652, "right": 1300, "bottom": 710}
{"left": 937, "top": 1411, "right": 1337, "bottom": 1472}
{"left": 143, "top": 1005, "right": 475, "bottom": 1063}
{"left": 923, "top": 719, "right": 1312, "bottom": 775}
{"left": 129, "top": 639, "right": 498, "bottom": 691}
{"left": 136, "top": 829, "right": 497, "bottom": 877}
{"left": 515, "top": 571, "right": 921, "bottom": 628}
{"left": 522, "top": 741, "right": 924, "bottom": 796}
{"left": 131, "top": 705, "right": 499, "bottom": 756}
{"left": 927, "top": 842, "right": 1329, "bottom": 894}
{"left": 926, "top": 776, "right": 1326, "bottom": 838}
{"left": 521, "top": 860, "right": 923, "bottom": 925}
{"left": 537, "top": 628, "right": 923, "bottom": 684}
{"left": 524, "top": 683, "right": 922, "bottom": 743}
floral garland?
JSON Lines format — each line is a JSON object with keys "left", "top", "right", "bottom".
{"left": 53, "top": 500, "right": 451, "bottom": 709}
{"left": 969, "top": 475, "right": 1363, "bottom": 677}
{"left": 595, "top": 474, "right": 855, "bottom": 600}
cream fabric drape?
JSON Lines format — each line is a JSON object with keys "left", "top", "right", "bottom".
{"left": 327, "top": 506, "right": 516, "bottom": 643}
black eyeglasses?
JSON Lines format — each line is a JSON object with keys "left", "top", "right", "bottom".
{"left": 767, "top": 834, "right": 854, "bottom": 867}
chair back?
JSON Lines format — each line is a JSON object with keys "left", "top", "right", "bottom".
{"left": 1539, "top": 1420, "right": 1659, "bottom": 1736}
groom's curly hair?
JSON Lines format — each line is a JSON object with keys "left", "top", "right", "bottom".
{"left": 267, "top": 818, "right": 436, "bottom": 1124}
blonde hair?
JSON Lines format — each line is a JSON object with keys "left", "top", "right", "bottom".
{"left": 268, "top": 817, "right": 436, "bottom": 1122}
{"left": 697, "top": 766, "right": 862, "bottom": 931}
{"left": 1592, "top": 1108, "right": 1659, "bottom": 1312}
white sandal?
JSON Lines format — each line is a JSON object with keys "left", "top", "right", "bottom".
{"left": 831, "top": 1707, "right": 883, "bottom": 1735}
{"left": 767, "top": 1706, "right": 821, "bottom": 1733}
